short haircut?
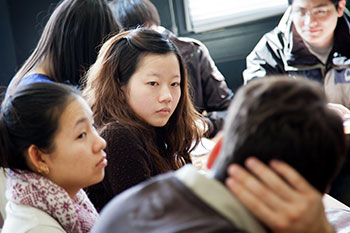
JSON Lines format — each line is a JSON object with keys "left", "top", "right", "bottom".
{"left": 288, "top": 0, "right": 340, "bottom": 9}
{"left": 212, "top": 76, "right": 346, "bottom": 193}
{"left": 109, "top": 0, "right": 160, "bottom": 30}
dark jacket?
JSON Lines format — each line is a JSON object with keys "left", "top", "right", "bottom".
{"left": 90, "top": 166, "right": 266, "bottom": 233}
{"left": 243, "top": 7, "right": 350, "bottom": 108}
{"left": 86, "top": 122, "right": 161, "bottom": 212}
{"left": 162, "top": 28, "right": 234, "bottom": 137}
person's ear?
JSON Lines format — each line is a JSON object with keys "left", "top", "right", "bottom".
{"left": 27, "top": 145, "right": 50, "bottom": 175}
{"left": 337, "top": 0, "right": 346, "bottom": 17}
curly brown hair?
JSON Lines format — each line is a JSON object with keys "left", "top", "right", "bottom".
{"left": 82, "top": 28, "right": 204, "bottom": 172}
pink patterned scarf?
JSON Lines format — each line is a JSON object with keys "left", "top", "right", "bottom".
{"left": 6, "top": 170, "right": 99, "bottom": 233}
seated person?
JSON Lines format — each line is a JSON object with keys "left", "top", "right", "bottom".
{"left": 109, "top": 0, "right": 234, "bottom": 138}
{"left": 243, "top": 0, "right": 350, "bottom": 206}
{"left": 0, "top": 83, "right": 107, "bottom": 232}
{"left": 243, "top": 0, "right": 349, "bottom": 108}
{"left": 83, "top": 28, "right": 204, "bottom": 211}
{"left": 90, "top": 76, "right": 346, "bottom": 233}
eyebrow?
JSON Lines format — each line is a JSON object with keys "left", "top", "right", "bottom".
{"left": 146, "top": 73, "right": 181, "bottom": 78}
{"left": 74, "top": 117, "right": 88, "bottom": 129}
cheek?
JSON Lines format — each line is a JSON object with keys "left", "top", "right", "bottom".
{"left": 173, "top": 89, "right": 181, "bottom": 106}
{"left": 129, "top": 90, "right": 154, "bottom": 106}
{"left": 128, "top": 91, "right": 156, "bottom": 118}
{"left": 326, "top": 17, "right": 338, "bottom": 30}
{"left": 293, "top": 19, "right": 304, "bottom": 31}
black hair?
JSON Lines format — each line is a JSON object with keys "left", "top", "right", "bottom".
{"left": 288, "top": 0, "right": 340, "bottom": 9}
{"left": 10, "top": 0, "right": 119, "bottom": 93}
{"left": 109, "top": 0, "right": 160, "bottom": 30}
{"left": 212, "top": 76, "right": 346, "bottom": 193}
{"left": 0, "top": 82, "right": 80, "bottom": 173}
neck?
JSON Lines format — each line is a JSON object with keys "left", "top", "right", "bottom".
{"left": 308, "top": 34, "right": 335, "bottom": 48}
{"left": 66, "top": 189, "right": 78, "bottom": 200}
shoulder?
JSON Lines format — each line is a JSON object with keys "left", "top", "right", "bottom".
{"left": 3, "top": 202, "right": 65, "bottom": 233}
{"left": 101, "top": 122, "right": 149, "bottom": 161}
{"left": 101, "top": 122, "right": 141, "bottom": 143}
{"left": 91, "top": 173, "right": 243, "bottom": 233}
{"left": 176, "top": 36, "right": 208, "bottom": 53}
{"left": 19, "top": 74, "right": 53, "bottom": 86}
{"left": 90, "top": 173, "right": 179, "bottom": 232}
{"left": 177, "top": 36, "right": 204, "bottom": 47}
{"left": 253, "top": 26, "right": 284, "bottom": 53}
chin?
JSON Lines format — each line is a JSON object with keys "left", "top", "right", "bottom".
{"left": 151, "top": 121, "right": 168, "bottom": 127}
{"left": 92, "top": 172, "right": 105, "bottom": 185}
{"left": 148, "top": 118, "right": 170, "bottom": 127}
{"left": 154, "top": 123, "right": 167, "bottom": 127}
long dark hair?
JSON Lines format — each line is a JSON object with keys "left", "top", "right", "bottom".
{"left": 9, "top": 0, "right": 119, "bottom": 95}
{"left": 83, "top": 28, "right": 204, "bottom": 172}
{"left": 0, "top": 82, "right": 80, "bottom": 173}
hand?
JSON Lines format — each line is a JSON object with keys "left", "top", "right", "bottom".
{"left": 225, "top": 157, "right": 334, "bottom": 233}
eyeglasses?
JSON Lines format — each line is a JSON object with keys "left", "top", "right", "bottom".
{"left": 292, "top": 6, "right": 333, "bottom": 19}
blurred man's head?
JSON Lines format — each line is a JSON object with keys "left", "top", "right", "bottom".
{"left": 212, "top": 76, "right": 346, "bottom": 193}
{"left": 289, "top": 0, "right": 346, "bottom": 47}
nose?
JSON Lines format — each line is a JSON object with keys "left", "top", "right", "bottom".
{"left": 93, "top": 131, "right": 107, "bottom": 153}
{"left": 158, "top": 85, "right": 172, "bottom": 103}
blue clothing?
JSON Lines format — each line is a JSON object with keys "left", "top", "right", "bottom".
{"left": 18, "top": 74, "right": 53, "bottom": 87}
{"left": 5, "top": 74, "right": 53, "bottom": 98}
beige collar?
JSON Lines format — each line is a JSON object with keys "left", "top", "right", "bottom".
{"left": 175, "top": 165, "right": 268, "bottom": 233}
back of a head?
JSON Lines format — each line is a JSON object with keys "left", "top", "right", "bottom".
{"left": 48, "top": 0, "right": 119, "bottom": 85}
{"left": 0, "top": 82, "right": 79, "bottom": 172}
{"left": 212, "top": 76, "right": 346, "bottom": 193}
{"left": 109, "top": 0, "right": 160, "bottom": 30}
{"left": 13, "top": 0, "right": 119, "bottom": 87}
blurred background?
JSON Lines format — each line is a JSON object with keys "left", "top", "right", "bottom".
{"left": 0, "top": 0, "right": 288, "bottom": 92}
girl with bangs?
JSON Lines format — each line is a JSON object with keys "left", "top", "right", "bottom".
{"left": 83, "top": 28, "right": 204, "bottom": 211}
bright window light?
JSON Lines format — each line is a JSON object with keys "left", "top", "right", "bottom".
{"left": 185, "top": 0, "right": 288, "bottom": 33}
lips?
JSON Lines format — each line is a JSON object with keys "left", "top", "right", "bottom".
{"left": 96, "top": 155, "right": 108, "bottom": 167}
{"left": 304, "top": 28, "right": 321, "bottom": 34}
{"left": 156, "top": 107, "right": 171, "bottom": 113}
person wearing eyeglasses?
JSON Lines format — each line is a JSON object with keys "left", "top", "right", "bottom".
{"left": 244, "top": 0, "right": 349, "bottom": 108}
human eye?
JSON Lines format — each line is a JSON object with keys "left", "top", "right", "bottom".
{"left": 171, "top": 82, "right": 180, "bottom": 87}
{"left": 77, "top": 132, "right": 87, "bottom": 139}
{"left": 147, "top": 81, "right": 158, "bottom": 86}
{"left": 313, "top": 8, "right": 328, "bottom": 17}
